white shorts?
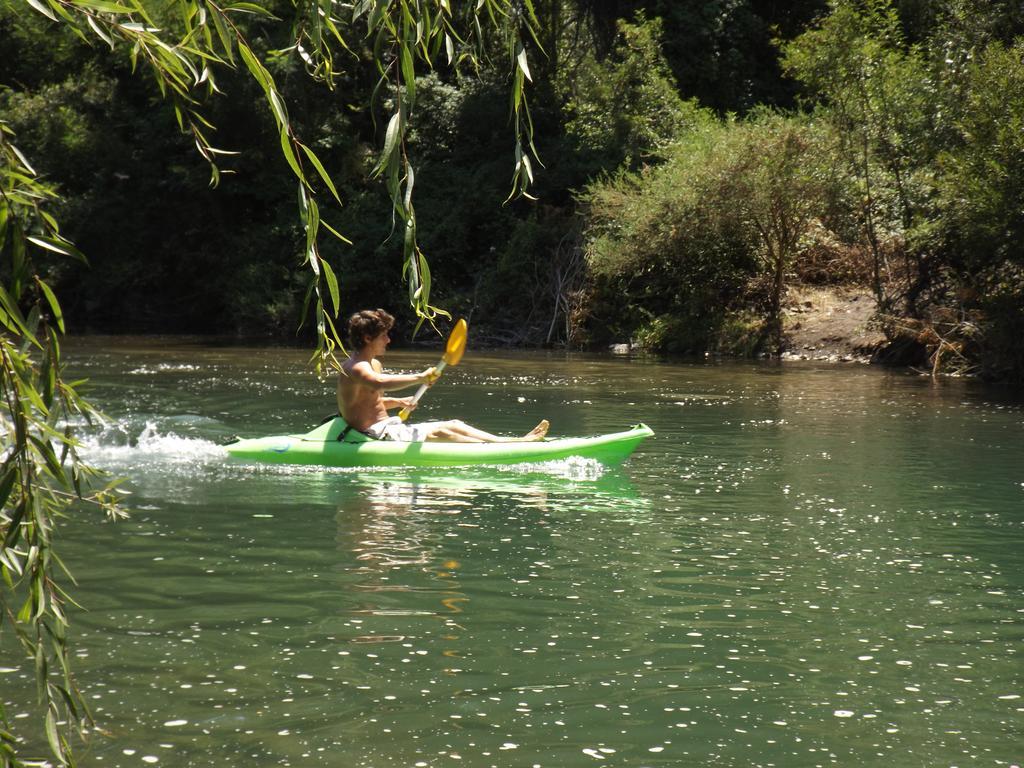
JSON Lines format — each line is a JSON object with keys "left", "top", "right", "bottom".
{"left": 365, "top": 416, "right": 446, "bottom": 443}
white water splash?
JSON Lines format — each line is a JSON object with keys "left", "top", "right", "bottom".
{"left": 504, "top": 455, "right": 609, "bottom": 481}
{"left": 128, "top": 363, "right": 202, "bottom": 375}
{"left": 79, "top": 421, "right": 225, "bottom": 469}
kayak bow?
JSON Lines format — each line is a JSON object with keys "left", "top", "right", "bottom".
{"left": 225, "top": 418, "right": 653, "bottom": 468}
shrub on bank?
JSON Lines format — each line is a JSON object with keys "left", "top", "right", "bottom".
{"left": 580, "top": 112, "right": 851, "bottom": 354}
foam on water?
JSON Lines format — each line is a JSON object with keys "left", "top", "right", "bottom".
{"left": 127, "top": 363, "right": 202, "bottom": 375}
{"left": 503, "top": 455, "right": 609, "bottom": 480}
{"left": 79, "top": 420, "right": 226, "bottom": 470}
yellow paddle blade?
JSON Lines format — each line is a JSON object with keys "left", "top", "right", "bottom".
{"left": 443, "top": 319, "right": 468, "bottom": 366}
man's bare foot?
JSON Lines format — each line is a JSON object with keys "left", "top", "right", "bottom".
{"left": 523, "top": 419, "right": 549, "bottom": 441}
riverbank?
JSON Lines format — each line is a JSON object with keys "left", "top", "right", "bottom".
{"left": 781, "top": 285, "right": 887, "bottom": 364}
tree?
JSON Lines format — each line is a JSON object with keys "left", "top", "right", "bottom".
{"left": 560, "top": 13, "right": 698, "bottom": 173}
{"left": 581, "top": 111, "right": 841, "bottom": 354}
{"left": 723, "top": 113, "right": 838, "bottom": 351}
{"left": 933, "top": 40, "right": 1024, "bottom": 378}
{"left": 782, "top": 0, "right": 933, "bottom": 315}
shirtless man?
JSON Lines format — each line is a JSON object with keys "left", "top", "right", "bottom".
{"left": 337, "top": 309, "right": 549, "bottom": 443}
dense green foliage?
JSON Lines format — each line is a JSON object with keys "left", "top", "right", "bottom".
{"left": 5, "top": 0, "right": 1022, "bottom": 376}
{"left": 583, "top": 0, "right": 1024, "bottom": 377}
{"left": 0, "top": 2, "right": 834, "bottom": 341}
{"left": 584, "top": 112, "right": 849, "bottom": 352}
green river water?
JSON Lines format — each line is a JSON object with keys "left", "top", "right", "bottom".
{"left": 2, "top": 337, "right": 1022, "bottom": 768}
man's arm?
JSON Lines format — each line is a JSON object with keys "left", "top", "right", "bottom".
{"left": 348, "top": 360, "right": 436, "bottom": 392}
{"left": 381, "top": 395, "right": 416, "bottom": 411}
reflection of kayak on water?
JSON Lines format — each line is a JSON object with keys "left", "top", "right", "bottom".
{"left": 350, "top": 465, "right": 643, "bottom": 502}
{"left": 226, "top": 417, "right": 653, "bottom": 468}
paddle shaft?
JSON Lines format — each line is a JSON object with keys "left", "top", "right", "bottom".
{"left": 399, "top": 359, "right": 447, "bottom": 421}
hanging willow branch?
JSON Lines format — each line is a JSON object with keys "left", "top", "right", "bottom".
{"left": 6, "top": 0, "right": 540, "bottom": 764}
{"left": 1, "top": 119, "right": 128, "bottom": 768}
{"left": 346, "top": 0, "right": 542, "bottom": 332}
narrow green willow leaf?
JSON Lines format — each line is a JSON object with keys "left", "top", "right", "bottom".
{"left": 511, "top": 66, "right": 522, "bottom": 112}
{"left": 521, "top": 152, "right": 534, "bottom": 184}
{"left": 0, "top": 284, "right": 41, "bottom": 349}
{"left": 321, "top": 258, "right": 341, "bottom": 315}
{"left": 404, "top": 162, "right": 415, "bottom": 212}
{"left": 11, "top": 226, "right": 27, "bottom": 298}
{"left": 226, "top": 2, "right": 275, "bottom": 16}
{"left": 372, "top": 110, "right": 402, "bottom": 177}
{"left": 280, "top": 130, "right": 303, "bottom": 181}
{"left": 0, "top": 203, "right": 9, "bottom": 248}
{"left": 404, "top": 226, "right": 417, "bottom": 302}
{"left": 32, "top": 641, "right": 47, "bottom": 709}
{"left": 53, "top": 684, "right": 80, "bottom": 722}
{"left": 50, "top": 598, "right": 67, "bottom": 627}
{"left": 298, "top": 278, "right": 316, "bottom": 331}
{"left": 315, "top": 296, "right": 325, "bottom": 340}
{"left": 420, "top": 256, "right": 432, "bottom": 301}
{"left": 50, "top": 554, "right": 83, "bottom": 593}
{"left": 9, "top": 143, "right": 37, "bottom": 176}
{"left": 268, "top": 89, "right": 288, "bottom": 127}
{"left": 305, "top": 199, "right": 320, "bottom": 263}
{"left": 45, "top": 708, "right": 61, "bottom": 762}
{"left": 521, "top": 0, "right": 540, "bottom": 29}
{"left": 400, "top": 2, "right": 415, "bottom": 42}
{"left": 372, "top": 23, "right": 389, "bottom": 78}
{"left": 212, "top": 7, "right": 236, "bottom": 62}
{"left": 34, "top": 573, "right": 47, "bottom": 620}
{"left": 387, "top": 149, "right": 402, "bottom": 215}
{"left": 367, "top": 0, "right": 388, "bottom": 33}
{"left": 36, "top": 279, "right": 65, "bottom": 334}
{"left": 0, "top": 548, "right": 23, "bottom": 580}
{"left": 20, "top": 373, "right": 49, "bottom": 415}
{"left": 26, "top": 303, "right": 42, "bottom": 342}
{"left": 119, "top": 21, "right": 160, "bottom": 32}
{"left": 76, "top": 0, "right": 137, "bottom": 13}
{"left": 238, "top": 43, "right": 269, "bottom": 90}
{"left": 0, "top": 467, "right": 17, "bottom": 512}
{"left": 0, "top": 311, "right": 18, "bottom": 337}
{"left": 25, "top": 0, "right": 58, "bottom": 21}
{"left": 400, "top": 42, "right": 416, "bottom": 104}
{"left": 41, "top": 352, "right": 54, "bottom": 409}
{"left": 299, "top": 143, "right": 341, "bottom": 205}
{"left": 26, "top": 235, "right": 74, "bottom": 257}
{"left": 320, "top": 220, "right": 353, "bottom": 244}
{"left": 516, "top": 43, "right": 531, "bottom": 82}
{"left": 18, "top": 595, "right": 32, "bottom": 624}
{"left": 30, "top": 437, "right": 64, "bottom": 482}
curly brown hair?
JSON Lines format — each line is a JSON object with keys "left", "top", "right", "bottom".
{"left": 347, "top": 308, "right": 395, "bottom": 350}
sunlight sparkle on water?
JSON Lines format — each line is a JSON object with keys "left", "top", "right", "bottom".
{"left": 44, "top": 342, "right": 1024, "bottom": 768}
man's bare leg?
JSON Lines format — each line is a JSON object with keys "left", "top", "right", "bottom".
{"left": 426, "top": 419, "right": 549, "bottom": 443}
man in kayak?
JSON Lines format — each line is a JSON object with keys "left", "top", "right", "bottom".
{"left": 338, "top": 308, "right": 549, "bottom": 443}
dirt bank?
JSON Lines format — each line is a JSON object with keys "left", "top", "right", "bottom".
{"left": 781, "top": 285, "right": 887, "bottom": 363}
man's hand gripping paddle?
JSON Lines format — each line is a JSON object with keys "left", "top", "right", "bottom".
{"left": 399, "top": 319, "right": 468, "bottom": 422}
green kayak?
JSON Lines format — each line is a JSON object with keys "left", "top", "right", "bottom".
{"left": 225, "top": 417, "right": 653, "bottom": 468}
